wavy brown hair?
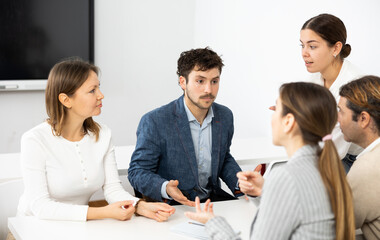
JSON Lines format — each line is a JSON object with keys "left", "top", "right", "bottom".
{"left": 45, "top": 58, "right": 101, "bottom": 140}
{"left": 280, "top": 82, "right": 355, "bottom": 240}
{"left": 340, "top": 75, "right": 380, "bottom": 135}
{"left": 176, "top": 47, "right": 224, "bottom": 83}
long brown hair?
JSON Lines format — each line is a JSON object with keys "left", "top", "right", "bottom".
{"left": 280, "top": 82, "right": 355, "bottom": 240}
{"left": 45, "top": 58, "right": 101, "bottom": 140}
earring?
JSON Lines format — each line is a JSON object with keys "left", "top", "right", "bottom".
{"left": 333, "top": 54, "right": 336, "bottom": 58}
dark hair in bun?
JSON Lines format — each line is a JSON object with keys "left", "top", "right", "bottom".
{"left": 302, "top": 13, "right": 351, "bottom": 59}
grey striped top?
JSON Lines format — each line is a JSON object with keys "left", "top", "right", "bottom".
{"left": 205, "top": 145, "right": 336, "bottom": 240}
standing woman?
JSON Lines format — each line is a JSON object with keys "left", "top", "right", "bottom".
{"left": 300, "top": 13, "right": 363, "bottom": 172}
{"left": 185, "top": 82, "right": 355, "bottom": 240}
{"left": 17, "top": 58, "right": 175, "bottom": 222}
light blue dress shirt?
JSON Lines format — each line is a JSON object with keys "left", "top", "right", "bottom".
{"left": 160, "top": 99, "right": 213, "bottom": 199}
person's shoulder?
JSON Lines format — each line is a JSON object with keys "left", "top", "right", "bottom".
{"left": 141, "top": 97, "right": 180, "bottom": 120}
{"left": 354, "top": 143, "right": 380, "bottom": 169}
{"left": 347, "top": 157, "right": 376, "bottom": 185}
{"left": 262, "top": 165, "right": 301, "bottom": 201}
{"left": 22, "top": 121, "right": 52, "bottom": 141}
{"left": 153, "top": 99, "right": 176, "bottom": 113}
{"left": 371, "top": 142, "right": 380, "bottom": 153}
{"left": 96, "top": 122, "right": 111, "bottom": 138}
{"left": 265, "top": 165, "right": 295, "bottom": 188}
{"left": 343, "top": 60, "right": 360, "bottom": 71}
{"left": 341, "top": 60, "right": 362, "bottom": 80}
{"left": 366, "top": 142, "right": 380, "bottom": 156}
{"left": 212, "top": 102, "right": 233, "bottom": 115}
{"left": 275, "top": 147, "right": 318, "bottom": 179}
{"left": 348, "top": 145, "right": 380, "bottom": 185}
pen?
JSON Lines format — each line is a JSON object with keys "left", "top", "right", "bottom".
{"left": 188, "top": 222, "right": 205, "bottom": 227}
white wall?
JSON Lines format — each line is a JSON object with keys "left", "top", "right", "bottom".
{"left": 0, "top": 91, "right": 46, "bottom": 153}
{"left": 93, "top": 0, "right": 195, "bottom": 150}
{"left": 1, "top": 0, "right": 380, "bottom": 153}
{"left": 194, "top": 0, "right": 380, "bottom": 141}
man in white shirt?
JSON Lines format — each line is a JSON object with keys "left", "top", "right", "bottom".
{"left": 338, "top": 75, "right": 380, "bottom": 240}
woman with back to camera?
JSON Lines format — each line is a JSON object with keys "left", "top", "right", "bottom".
{"left": 300, "top": 13, "right": 363, "bottom": 172}
{"left": 17, "top": 58, "right": 175, "bottom": 222}
{"left": 185, "top": 82, "right": 355, "bottom": 240}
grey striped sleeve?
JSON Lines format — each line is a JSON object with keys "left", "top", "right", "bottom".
{"left": 205, "top": 216, "right": 242, "bottom": 240}
{"left": 251, "top": 167, "right": 301, "bottom": 239}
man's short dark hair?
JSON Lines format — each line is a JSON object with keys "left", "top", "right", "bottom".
{"left": 339, "top": 75, "right": 380, "bottom": 134}
{"left": 176, "top": 47, "right": 224, "bottom": 82}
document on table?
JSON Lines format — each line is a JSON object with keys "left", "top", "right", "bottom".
{"left": 170, "top": 221, "right": 240, "bottom": 239}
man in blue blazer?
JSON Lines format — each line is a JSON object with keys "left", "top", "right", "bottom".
{"left": 128, "top": 47, "right": 242, "bottom": 206}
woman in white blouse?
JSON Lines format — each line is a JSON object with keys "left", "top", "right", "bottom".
{"left": 185, "top": 82, "right": 355, "bottom": 240}
{"left": 17, "top": 58, "right": 175, "bottom": 222}
{"left": 300, "top": 13, "right": 363, "bottom": 172}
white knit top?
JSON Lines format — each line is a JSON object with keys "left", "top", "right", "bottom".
{"left": 17, "top": 122, "right": 138, "bottom": 221}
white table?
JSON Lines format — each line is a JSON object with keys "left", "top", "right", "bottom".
{"left": 8, "top": 198, "right": 256, "bottom": 240}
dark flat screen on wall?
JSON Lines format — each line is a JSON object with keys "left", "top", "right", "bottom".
{"left": 0, "top": 0, "right": 94, "bottom": 83}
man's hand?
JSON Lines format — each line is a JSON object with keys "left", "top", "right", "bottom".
{"left": 166, "top": 180, "right": 195, "bottom": 207}
{"left": 237, "top": 164, "right": 264, "bottom": 197}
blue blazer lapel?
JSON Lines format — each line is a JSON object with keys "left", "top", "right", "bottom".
{"left": 211, "top": 104, "right": 221, "bottom": 185}
{"left": 174, "top": 96, "right": 199, "bottom": 182}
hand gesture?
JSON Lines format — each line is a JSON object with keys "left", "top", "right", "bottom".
{"left": 136, "top": 201, "right": 176, "bottom": 222}
{"left": 237, "top": 164, "right": 264, "bottom": 197}
{"left": 166, "top": 180, "right": 195, "bottom": 207}
{"left": 104, "top": 200, "right": 135, "bottom": 221}
{"left": 184, "top": 197, "right": 215, "bottom": 224}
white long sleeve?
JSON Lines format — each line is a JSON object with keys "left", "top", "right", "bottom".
{"left": 17, "top": 122, "right": 138, "bottom": 221}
